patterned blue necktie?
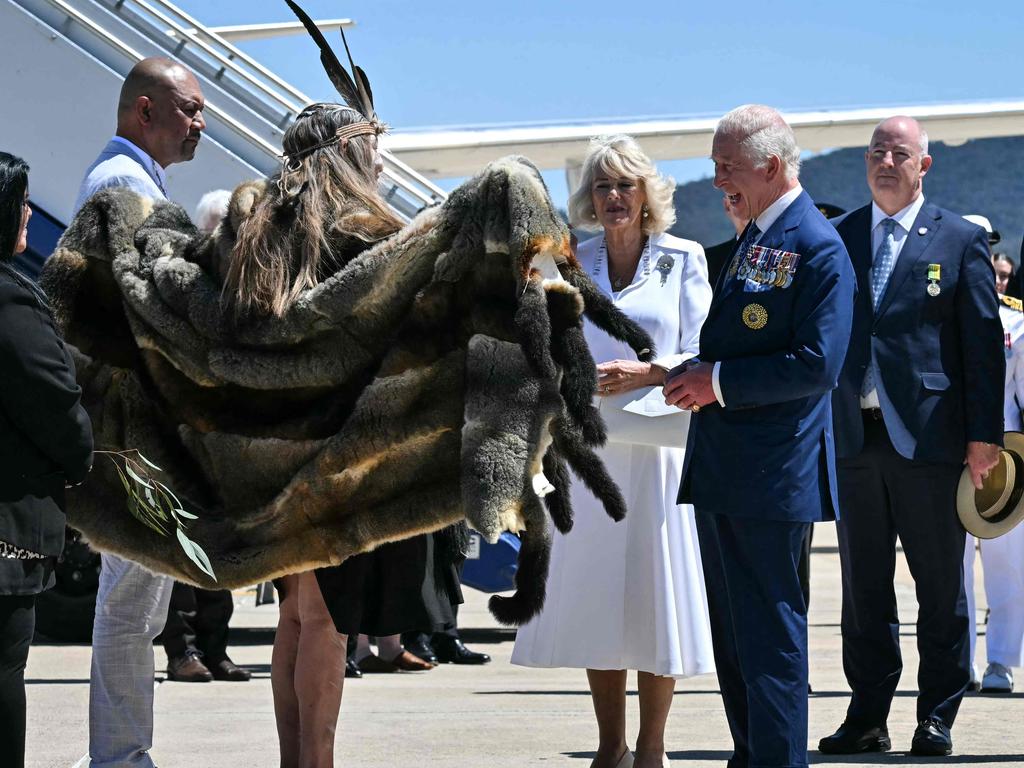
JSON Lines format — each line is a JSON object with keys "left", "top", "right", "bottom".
{"left": 862, "top": 218, "right": 899, "bottom": 397}
{"left": 870, "top": 218, "right": 898, "bottom": 311}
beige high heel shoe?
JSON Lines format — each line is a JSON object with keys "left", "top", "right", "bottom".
{"left": 614, "top": 750, "right": 634, "bottom": 768}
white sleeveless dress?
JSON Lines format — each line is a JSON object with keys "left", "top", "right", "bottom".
{"left": 511, "top": 232, "right": 716, "bottom": 678}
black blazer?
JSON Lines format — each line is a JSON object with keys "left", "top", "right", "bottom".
{"left": 0, "top": 262, "right": 93, "bottom": 594}
{"left": 703, "top": 237, "right": 737, "bottom": 293}
{"left": 831, "top": 202, "right": 1004, "bottom": 462}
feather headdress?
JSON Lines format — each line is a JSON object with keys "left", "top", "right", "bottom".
{"left": 283, "top": 0, "right": 383, "bottom": 158}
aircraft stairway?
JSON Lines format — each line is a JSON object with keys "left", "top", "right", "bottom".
{"left": 2, "top": 0, "right": 444, "bottom": 239}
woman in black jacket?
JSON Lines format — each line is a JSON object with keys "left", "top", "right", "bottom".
{"left": 0, "top": 151, "right": 94, "bottom": 767}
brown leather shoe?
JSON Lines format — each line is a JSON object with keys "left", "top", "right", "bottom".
{"left": 389, "top": 650, "right": 436, "bottom": 671}
{"left": 167, "top": 652, "right": 213, "bottom": 682}
{"left": 211, "top": 658, "right": 251, "bottom": 682}
{"left": 357, "top": 653, "right": 397, "bottom": 673}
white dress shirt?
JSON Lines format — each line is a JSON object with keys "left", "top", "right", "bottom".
{"left": 859, "top": 194, "right": 927, "bottom": 408}
{"left": 710, "top": 185, "right": 804, "bottom": 406}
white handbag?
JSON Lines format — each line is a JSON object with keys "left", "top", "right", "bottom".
{"left": 598, "top": 386, "right": 691, "bottom": 448}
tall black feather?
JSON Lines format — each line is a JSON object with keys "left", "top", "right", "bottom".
{"left": 284, "top": 0, "right": 371, "bottom": 118}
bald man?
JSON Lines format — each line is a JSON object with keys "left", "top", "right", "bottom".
{"left": 74, "top": 57, "right": 204, "bottom": 210}
{"left": 73, "top": 57, "right": 204, "bottom": 768}
{"left": 821, "top": 116, "right": 1003, "bottom": 757}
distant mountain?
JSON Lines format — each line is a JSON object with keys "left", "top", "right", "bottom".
{"left": 670, "top": 136, "right": 1024, "bottom": 264}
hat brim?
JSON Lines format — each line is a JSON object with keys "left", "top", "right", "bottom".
{"left": 957, "top": 432, "right": 1024, "bottom": 539}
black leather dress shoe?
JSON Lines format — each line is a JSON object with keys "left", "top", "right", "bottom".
{"left": 404, "top": 636, "right": 439, "bottom": 665}
{"left": 433, "top": 637, "right": 491, "bottom": 665}
{"left": 345, "top": 658, "right": 363, "bottom": 678}
{"left": 911, "top": 717, "right": 952, "bottom": 756}
{"left": 818, "top": 722, "right": 891, "bottom": 754}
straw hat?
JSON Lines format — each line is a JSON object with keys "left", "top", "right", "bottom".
{"left": 957, "top": 432, "right": 1024, "bottom": 539}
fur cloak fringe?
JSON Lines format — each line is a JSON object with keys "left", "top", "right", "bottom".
{"left": 40, "top": 156, "right": 653, "bottom": 624}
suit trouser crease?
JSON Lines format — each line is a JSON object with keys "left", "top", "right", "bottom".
{"left": 89, "top": 553, "right": 174, "bottom": 768}
{"left": 836, "top": 416, "right": 969, "bottom": 727}
{"left": 696, "top": 510, "right": 810, "bottom": 768}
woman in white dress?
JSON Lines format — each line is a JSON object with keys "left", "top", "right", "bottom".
{"left": 511, "top": 135, "right": 714, "bottom": 768}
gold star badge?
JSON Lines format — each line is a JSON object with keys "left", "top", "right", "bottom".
{"left": 742, "top": 303, "right": 768, "bottom": 330}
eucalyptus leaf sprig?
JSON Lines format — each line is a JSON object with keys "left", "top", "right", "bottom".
{"left": 94, "top": 449, "right": 216, "bottom": 581}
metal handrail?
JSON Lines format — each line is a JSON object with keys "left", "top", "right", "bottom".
{"left": 153, "top": 0, "right": 314, "bottom": 106}
{"left": 27, "top": 0, "right": 446, "bottom": 212}
{"left": 124, "top": 0, "right": 446, "bottom": 205}
{"left": 39, "top": 0, "right": 282, "bottom": 160}
{"left": 110, "top": 0, "right": 303, "bottom": 118}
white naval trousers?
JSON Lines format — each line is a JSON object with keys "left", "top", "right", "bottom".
{"left": 964, "top": 529, "right": 1024, "bottom": 669}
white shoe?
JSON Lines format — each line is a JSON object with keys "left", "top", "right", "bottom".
{"left": 614, "top": 751, "right": 634, "bottom": 768}
{"left": 980, "top": 662, "right": 1013, "bottom": 693}
{"left": 968, "top": 663, "right": 981, "bottom": 691}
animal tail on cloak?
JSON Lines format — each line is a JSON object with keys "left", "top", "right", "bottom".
{"left": 40, "top": 156, "right": 655, "bottom": 627}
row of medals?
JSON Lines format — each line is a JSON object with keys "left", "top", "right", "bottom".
{"left": 734, "top": 247, "right": 800, "bottom": 289}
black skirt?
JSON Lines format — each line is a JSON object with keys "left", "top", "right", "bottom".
{"left": 314, "top": 532, "right": 462, "bottom": 637}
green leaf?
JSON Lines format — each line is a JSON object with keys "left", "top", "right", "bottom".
{"left": 176, "top": 528, "right": 217, "bottom": 581}
{"left": 123, "top": 463, "right": 154, "bottom": 489}
{"left": 173, "top": 508, "right": 199, "bottom": 520}
{"left": 136, "top": 453, "right": 164, "bottom": 472}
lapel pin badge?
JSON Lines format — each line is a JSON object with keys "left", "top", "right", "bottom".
{"left": 927, "top": 263, "right": 941, "bottom": 297}
{"left": 918, "top": 227, "right": 929, "bottom": 236}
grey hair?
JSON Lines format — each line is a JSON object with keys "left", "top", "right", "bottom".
{"left": 194, "top": 189, "right": 231, "bottom": 233}
{"left": 568, "top": 134, "right": 676, "bottom": 234}
{"left": 716, "top": 104, "right": 802, "bottom": 180}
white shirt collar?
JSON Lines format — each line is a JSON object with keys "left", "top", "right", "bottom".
{"left": 871, "top": 195, "right": 925, "bottom": 234}
{"left": 110, "top": 136, "right": 167, "bottom": 191}
{"left": 753, "top": 184, "right": 803, "bottom": 235}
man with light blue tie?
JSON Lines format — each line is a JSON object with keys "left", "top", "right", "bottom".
{"left": 71, "top": 56, "right": 205, "bottom": 768}
{"left": 820, "top": 116, "right": 1004, "bottom": 758}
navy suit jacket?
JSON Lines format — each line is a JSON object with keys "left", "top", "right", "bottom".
{"left": 831, "top": 202, "right": 1004, "bottom": 462}
{"left": 678, "top": 191, "right": 856, "bottom": 522}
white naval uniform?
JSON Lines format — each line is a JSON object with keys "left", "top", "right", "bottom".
{"left": 964, "top": 296, "right": 1024, "bottom": 669}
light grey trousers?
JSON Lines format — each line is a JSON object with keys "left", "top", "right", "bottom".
{"left": 87, "top": 553, "right": 174, "bottom": 767}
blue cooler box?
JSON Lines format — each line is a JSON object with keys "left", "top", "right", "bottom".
{"left": 461, "top": 532, "right": 520, "bottom": 593}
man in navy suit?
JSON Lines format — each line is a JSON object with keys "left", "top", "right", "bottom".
{"left": 665, "top": 104, "right": 855, "bottom": 768}
{"left": 819, "top": 116, "right": 1003, "bottom": 758}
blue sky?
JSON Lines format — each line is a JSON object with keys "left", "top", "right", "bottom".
{"left": 173, "top": 0, "right": 1022, "bottom": 203}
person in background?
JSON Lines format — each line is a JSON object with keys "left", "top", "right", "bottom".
{"left": 0, "top": 151, "right": 94, "bottom": 768}
{"left": 513, "top": 134, "right": 715, "bottom": 768}
{"left": 702, "top": 193, "right": 747, "bottom": 290}
{"left": 74, "top": 56, "right": 205, "bottom": 768}
{"left": 403, "top": 529, "right": 491, "bottom": 666}
{"left": 993, "top": 253, "right": 1015, "bottom": 298}
{"left": 194, "top": 189, "right": 231, "bottom": 233}
{"left": 961, "top": 214, "right": 1024, "bottom": 694}
{"left": 821, "top": 117, "right": 1002, "bottom": 758}
{"left": 160, "top": 189, "right": 250, "bottom": 684}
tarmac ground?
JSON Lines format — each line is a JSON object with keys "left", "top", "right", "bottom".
{"left": 24, "top": 524, "right": 1024, "bottom": 767}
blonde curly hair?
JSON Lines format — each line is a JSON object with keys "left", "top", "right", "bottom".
{"left": 568, "top": 135, "right": 676, "bottom": 235}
